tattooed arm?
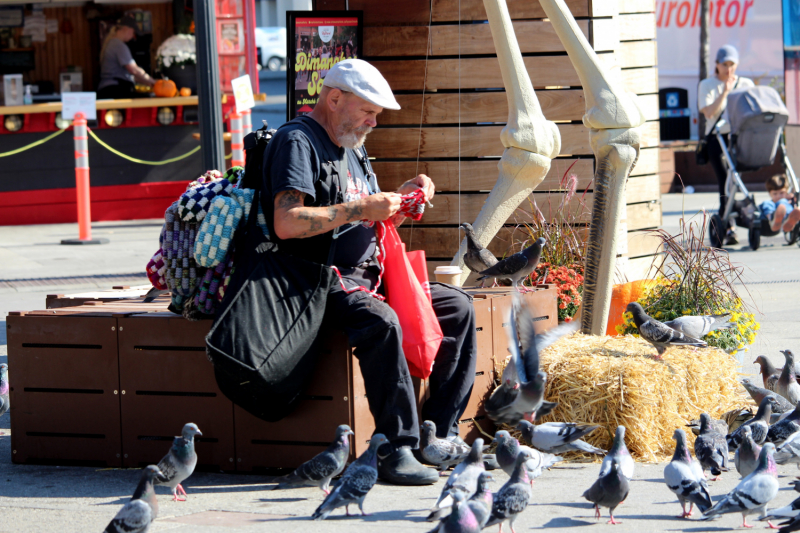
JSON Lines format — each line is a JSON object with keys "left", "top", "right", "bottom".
{"left": 273, "top": 189, "right": 403, "bottom": 240}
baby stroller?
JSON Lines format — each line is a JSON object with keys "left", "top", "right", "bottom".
{"left": 707, "top": 85, "right": 799, "bottom": 250}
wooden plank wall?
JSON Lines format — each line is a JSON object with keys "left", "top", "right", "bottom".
{"left": 24, "top": 3, "right": 173, "bottom": 91}
{"left": 314, "top": 0, "right": 662, "bottom": 281}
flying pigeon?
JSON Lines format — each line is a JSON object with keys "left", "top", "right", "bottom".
{"left": 155, "top": 423, "right": 202, "bottom": 502}
{"left": 273, "top": 424, "right": 353, "bottom": 493}
{"left": 625, "top": 302, "right": 707, "bottom": 358}
{"left": 485, "top": 451, "right": 533, "bottom": 533}
{"left": 662, "top": 312, "right": 733, "bottom": 339}
{"left": 427, "top": 490, "right": 482, "bottom": 533}
{"left": 735, "top": 425, "right": 762, "bottom": 478}
{"left": 516, "top": 420, "right": 606, "bottom": 455}
{"left": 768, "top": 403, "right": 800, "bottom": 445}
{"left": 727, "top": 397, "right": 772, "bottom": 451}
{"left": 755, "top": 356, "right": 782, "bottom": 391}
{"left": 420, "top": 421, "right": 471, "bottom": 475}
{"left": 492, "top": 430, "right": 560, "bottom": 484}
{"left": 427, "top": 438, "right": 486, "bottom": 522}
{"left": 701, "top": 443, "right": 780, "bottom": 528}
{"left": 664, "top": 428, "right": 712, "bottom": 518}
{"left": 0, "top": 364, "right": 8, "bottom": 422}
{"left": 686, "top": 417, "right": 728, "bottom": 437}
{"left": 460, "top": 223, "right": 498, "bottom": 287}
{"left": 311, "top": 433, "right": 388, "bottom": 520}
{"left": 599, "top": 426, "right": 635, "bottom": 481}
{"left": 477, "top": 237, "right": 546, "bottom": 292}
{"left": 777, "top": 350, "right": 800, "bottom": 405}
{"left": 742, "top": 378, "right": 793, "bottom": 414}
{"left": 583, "top": 459, "right": 630, "bottom": 525}
{"left": 694, "top": 413, "right": 730, "bottom": 480}
{"left": 104, "top": 465, "right": 168, "bottom": 533}
{"left": 485, "top": 295, "right": 578, "bottom": 425}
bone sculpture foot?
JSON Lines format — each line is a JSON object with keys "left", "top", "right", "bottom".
{"left": 450, "top": 0, "right": 561, "bottom": 285}
{"left": 537, "top": 0, "right": 646, "bottom": 334}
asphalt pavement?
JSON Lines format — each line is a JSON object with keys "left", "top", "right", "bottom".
{"left": 0, "top": 192, "right": 798, "bottom": 532}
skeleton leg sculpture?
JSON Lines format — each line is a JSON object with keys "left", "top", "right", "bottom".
{"left": 449, "top": 0, "right": 561, "bottom": 285}
{"left": 538, "top": 0, "right": 646, "bottom": 335}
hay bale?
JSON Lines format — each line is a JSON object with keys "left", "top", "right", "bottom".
{"left": 498, "top": 333, "right": 748, "bottom": 462}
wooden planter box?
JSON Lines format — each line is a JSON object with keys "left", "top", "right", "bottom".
{"left": 7, "top": 285, "right": 557, "bottom": 470}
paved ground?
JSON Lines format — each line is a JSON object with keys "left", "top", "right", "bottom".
{"left": 0, "top": 191, "right": 798, "bottom": 532}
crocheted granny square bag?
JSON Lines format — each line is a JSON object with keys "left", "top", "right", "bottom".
{"left": 194, "top": 196, "right": 243, "bottom": 268}
{"left": 177, "top": 178, "right": 234, "bottom": 223}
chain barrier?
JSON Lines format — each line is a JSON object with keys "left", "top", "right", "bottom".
{"left": 87, "top": 129, "right": 201, "bottom": 165}
{"left": 0, "top": 128, "right": 67, "bottom": 158}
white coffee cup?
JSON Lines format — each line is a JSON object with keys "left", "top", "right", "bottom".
{"left": 434, "top": 266, "right": 462, "bottom": 286}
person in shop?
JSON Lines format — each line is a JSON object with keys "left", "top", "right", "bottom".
{"left": 698, "top": 44, "right": 754, "bottom": 244}
{"left": 97, "top": 15, "right": 155, "bottom": 99}
{"left": 263, "top": 59, "right": 478, "bottom": 486}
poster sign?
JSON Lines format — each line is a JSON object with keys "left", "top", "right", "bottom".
{"left": 231, "top": 74, "right": 255, "bottom": 112}
{"left": 61, "top": 92, "right": 96, "bottom": 120}
{"left": 286, "top": 11, "right": 363, "bottom": 121}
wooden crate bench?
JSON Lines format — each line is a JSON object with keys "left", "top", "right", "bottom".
{"left": 7, "top": 286, "right": 557, "bottom": 470}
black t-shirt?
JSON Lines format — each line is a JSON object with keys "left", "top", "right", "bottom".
{"left": 264, "top": 117, "right": 378, "bottom": 267}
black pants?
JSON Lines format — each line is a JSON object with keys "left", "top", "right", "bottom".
{"left": 708, "top": 133, "right": 730, "bottom": 212}
{"left": 325, "top": 281, "right": 477, "bottom": 449}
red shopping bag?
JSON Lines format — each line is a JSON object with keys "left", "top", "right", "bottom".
{"left": 405, "top": 248, "right": 432, "bottom": 304}
{"left": 381, "top": 223, "right": 442, "bottom": 379}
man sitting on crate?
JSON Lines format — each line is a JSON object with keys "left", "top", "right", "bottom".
{"left": 263, "top": 59, "right": 477, "bottom": 485}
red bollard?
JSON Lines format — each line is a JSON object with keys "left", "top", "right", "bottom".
{"left": 61, "top": 112, "right": 107, "bottom": 245}
{"left": 230, "top": 111, "right": 244, "bottom": 168}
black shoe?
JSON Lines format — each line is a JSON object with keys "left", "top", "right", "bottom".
{"left": 378, "top": 446, "right": 438, "bottom": 485}
{"left": 725, "top": 229, "right": 739, "bottom": 245}
{"left": 787, "top": 222, "right": 800, "bottom": 246}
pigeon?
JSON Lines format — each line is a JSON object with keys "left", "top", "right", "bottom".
{"left": 664, "top": 429, "right": 712, "bottom": 518}
{"left": 485, "top": 451, "right": 533, "bottom": 533}
{"left": 599, "top": 426, "right": 635, "bottom": 481}
{"left": 742, "top": 378, "right": 793, "bottom": 414}
{"left": 420, "top": 420, "right": 471, "bottom": 475}
{"left": 0, "top": 364, "right": 8, "bottom": 420}
{"left": 727, "top": 397, "right": 772, "bottom": 451}
{"left": 776, "top": 432, "right": 800, "bottom": 467}
{"left": 583, "top": 459, "right": 630, "bottom": 525}
{"left": 625, "top": 302, "right": 707, "bottom": 358}
{"left": 735, "top": 425, "right": 763, "bottom": 478}
{"left": 777, "top": 350, "right": 800, "bottom": 405}
{"left": 427, "top": 438, "right": 486, "bottom": 522}
{"left": 477, "top": 237, "right": 546, "bottom": 292}
{"left": 686, "top": 417, "right": 728, "bottom": 437}
{"left": 694, "top": 413, "right": 730, "bottom": 480}
{"left": 516, "top": 420, "right": 606, "bottom": 455}
{"left": 311, "top": 433, "right": 388, "bottom": 520}
{"left": 485, "top": 294, "right": 578, "bottom": 425}
{"left": 154, "top": 423, "right": 202, "bottom": 502}
{"left": 761, "top": 489, "right": 800, "bottom": 523}
{"left": 769, "top": 403, "right": 800, "bottom": 445}
{"left": 492, "top": 430, "right": 560, "bottom": 484}
{"left": 662, "top": 312, "right": 733, "bottom": 339}
{"left": 466, "top": 472, "right": 493, "bottom": 528}
{"left": 777, "top": 515, "right": 800, "bottom": 533}
{"left": 427, "top": 490, "right": 482, "bottom": 533}
{"left": 755, "top": 356, "right": 783, "bottom": 391}
{"left": 273, "top": 424, "right": 353, "bottom": 493}
{"left": 104, "top": 465, "right": 168, "bottom": 533}
{"left": 701, "top": 443, "right": 780, "bottom": 528}
{"left": 460, "top": 222, "right": 498, "bottom": 287}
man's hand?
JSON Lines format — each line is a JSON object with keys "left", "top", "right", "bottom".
{"left": 360, "top": 192, "right": 402, "bottom": 221}
{"left": 397, "top": 174, "right": 435, "bottom": 203}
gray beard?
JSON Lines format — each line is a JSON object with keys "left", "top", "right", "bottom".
{"left": 336, "top": 124, "right": 372, "bottom": 149}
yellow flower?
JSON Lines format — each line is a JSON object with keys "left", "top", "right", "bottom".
{"left": 682, "top": 309, "right": 691, "bottom": 315}
{"left": 655, "top": 311, "right": 663, "bottom": 318}
{"left": 755, "top": 323, "right": 761, "bottom": 331}
{"left": 633, "top": 333, "right": 640, "bottom": 338}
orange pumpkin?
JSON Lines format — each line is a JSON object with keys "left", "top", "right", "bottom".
{"left": 153, "top": 79, "right": 177, "bottom": 98}
{"left": 606, "top": 279, "right": 659, "bottom": 336}
{"left": 179, "top": 87, "right": 191, "bottom": 97}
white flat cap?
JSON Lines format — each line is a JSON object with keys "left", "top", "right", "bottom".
{"left": 323, "top": 59, "right": 400, "bottom": 110}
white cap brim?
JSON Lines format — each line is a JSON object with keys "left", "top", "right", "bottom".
{"left": 323, "top": 59, "right": 400, "bottom": 110}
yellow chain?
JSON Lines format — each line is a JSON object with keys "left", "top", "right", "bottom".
{"left": 0, "top": 128, "right": 67, "bottom": 158}
{"left": 88, "top": 129, "right": 201, "bottom": 165}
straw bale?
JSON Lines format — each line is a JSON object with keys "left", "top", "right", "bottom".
{"left": 496, "top": 333, "right": 748, "bottom": 463}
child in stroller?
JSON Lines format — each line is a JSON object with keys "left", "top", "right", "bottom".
{"left": 758, "top": 174, "right": 800, "bottom": 244}
{"left": 707, "top": 85, "right": 800, "bottom": 250}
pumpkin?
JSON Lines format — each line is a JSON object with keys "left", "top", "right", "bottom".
{"left": 179, "top": 87, "right": 191, "bottom": 97}
{"left": 606, "top": 279, "right": 659, "bottom": 336}
{"left": 153, "top": 79, "right": 177, "bottom": 98}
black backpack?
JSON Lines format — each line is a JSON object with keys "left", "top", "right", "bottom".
{"left": 205, "top": 120, "right": 341, "bottom": 422}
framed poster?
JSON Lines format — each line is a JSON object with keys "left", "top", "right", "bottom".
{"left": 218, "top": 18, "right": 244, "bottom": 55}
{"left": 286, "top": 10, "right": 363, "bottom": 120}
